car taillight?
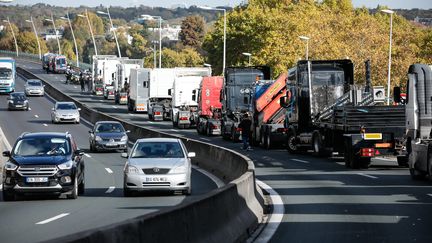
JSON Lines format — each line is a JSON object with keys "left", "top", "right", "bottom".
{"left": 155, "top": 112, "right": 161, "bottom": 115}
{"left": 211, "top": 125, "right": 218, "bottom": 129}
{"left": 109, "top": 91, "right": 114, "bottom": 95}
{"left": 180, "top": 117, "right": 188, "bottom": 121}
{"left": 236, "top": 128, "right": 242, "bottom": 132}
{"left": 360, "top": 148, "right": 374, "bottom": 157}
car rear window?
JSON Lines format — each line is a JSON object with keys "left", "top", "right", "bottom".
{"left": 131, "top": 141, "right": 184, "bottom": 159}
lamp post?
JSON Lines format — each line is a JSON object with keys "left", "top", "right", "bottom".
{"left": 78, "top": 10, "right": 98, "bottom": 56}
{"left": 198, "top": 6, "right": 226, "bottom": 75}
{"left": 61, "top": 12, "right": 79, "bottom": 67}
{"left": 299, "top": 35, "right": 310, "bottom": 60}
{"left": 142, "top": 15, "right": 162, "bottom": 68}
{"left": 25, "top": 16, "right": 41, "bottom": 59}
{"left": 151, "top": 40, "right": 158, "bottom": 68}
{"left": 97, "top": 8, "right": 121, "bottom": 58}
{"left": 45, "top": 13, "right": 61, "bottom": 55}
{"left": 242, "top": 52, "right": 251, "bottom": 66}
{"left": 381, "top": 9, "right": 394, "bottom": 106}
{"left": 3, "top": 17, "right": 18, "bottom": 57}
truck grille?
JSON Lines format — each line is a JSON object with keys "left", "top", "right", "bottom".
{"left": 17, "top": 165, "right": 58, "bottom": 177}
{"left": 142, "top": 168, "right": 170, "bottom": 175}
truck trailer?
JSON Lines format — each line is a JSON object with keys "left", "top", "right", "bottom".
{"left": 0, "top": 57, "right": 16, "bottom": 93}
{"left": 147, "top": 68, "right": 176, "bottom": 121}
{"left": 128, "top": 68, "right": 149, "bottom": 112}
{"left": 196, "top": 76, "right": 224, "bottom": 136}
{"left": 280, "top": 59, "right": 406, "bottom": 169}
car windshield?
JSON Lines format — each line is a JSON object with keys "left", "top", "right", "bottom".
{"left": 28, "top": 81, "right": 42, "bottom": 86}
{"left": 13, "top": 137, "right": 70, "bottom": 156}
{"left": 11, "top": 93, "right": 26, "bottom": 100}
{"left": 57, "top": 103, "right": 77, "bottom": 110}
{"left": 95, "top": 123, "right": 125, "bottom": 133}
{"left": 0, "top": 68, "right": 12, "bottom": 79}
{"left": 131, "top": 141, "right": 184, "bottom": 159}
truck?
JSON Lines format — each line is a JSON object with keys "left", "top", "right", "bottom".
{"left": 170, "top": 67, "right": 212, "bottom": 129}
{"left": 48, "top": 55, "right": 67, "bottom": 74}
{"left": 91, "top": 55, "right": 124, "bottom": 95}
{"left": 251, "top": 73, "right": 288, "bottom": 149}
{"left": 196, "top": 76, "right": 224, "bottom": 136}
{"left": 42, "top": 53, "right": 54, "bottom": 70}
{"left": 221, "top": 66, "right": 271, "bottom": 141}
{"left": 146, "top": 68, "right": 176, "bottom": 121}
{"left": 128, "top": 68, "right": 150, "bottom": 112}
{"left": 280, "top": 59, "right": 406, "bottom": 169}
{"left": 0, "top": 57, "right": 16, "bottom": 93}
{"left": 115, "top": 59, "right": 143, "bottom": 92}
{"left": 397, "top": 64, "right": 432, "bottom": 179}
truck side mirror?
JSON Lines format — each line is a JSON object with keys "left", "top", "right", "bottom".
{"left": 280, "top": 96, "right": 287, "bottom": 108}
{"left": 192, "top": 94, "right": 196, "bottom": 101}
{"left": 168, "top": 89, "right": 172, "bottom": 96}
{"left": 393, "top": 86, "right": 401, "bottom": 104}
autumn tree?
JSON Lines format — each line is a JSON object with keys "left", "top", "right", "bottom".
{"left": 179, "top": 15, "right": 205, "bottom": 50}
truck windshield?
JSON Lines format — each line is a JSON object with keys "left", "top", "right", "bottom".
{"left": 228, "top": 71, "right": 264, "bottom": 85}
{"left": 0, "top": 68, "right": 12, "bottom": 79}
{"left": 57, "top": 58, "right": 66, "bottom": 65}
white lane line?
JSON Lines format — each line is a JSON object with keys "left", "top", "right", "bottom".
{"left": 36, "top": 213, "right": 70, "bottom": 225}
{"left": 28, "top": 107, "right": 32, "bottom": 111}
{"left": 43, "top": 124, "right": 48, "bottom": 127}
{"left": 84, "top": 153, "right": 91, "bottom": 158}
{"left": 128, "top": 113, "right": 135, "bottom": 116}
{"left": 34, "top": 115, "right": 39, "bottom": 118}
{"left": 0, "top": 184, "right": 2, "bottom": 190}
{"left": 171, "top": 129, "right": 179, "bottom": 132}
{"left": 428, "top": 194, "right": 432, "bottom": 198}
{"left": 105, "top": 168, "right": 113, "bottom": 174}
{"left": 105, "top": 186, "right": 115, "bottom": 194}
{"left": 112, "top": 106, "right": 118, "bottom": 109}
{"left": 291, "top": 159, "right": 309, "bottom": 164}
{"left": 358, "top": 173, "right": 378, "bottom": 179}
{"left": 254, "top": 180, "right": 284, "bottom": 242}
{"left": 148, "top": 121, "right": 153, "bottom": 124}
{"left": 0, "top": 126, "right": 12, "bottom": 150}
{"left": 200, "top": 138, "right": 211, "bottom": 141}
{"left": 192, "top": 165, "right": 224, "bottom": 188}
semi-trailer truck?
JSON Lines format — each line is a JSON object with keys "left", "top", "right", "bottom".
{"left": 0, "top": 57, "right": 16, "bottom": 93}
{"left": 128, "top": 68, "right": 149, "bottom": 112}
{"left": 196, "top": 76, "right": 224, "bottom": 136}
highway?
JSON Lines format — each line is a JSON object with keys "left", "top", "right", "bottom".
{"left": 10, "top": 59, "right": 432, "bottom": 243}
{"left": 0, "top": 70, "right": 219, "bottom": 243}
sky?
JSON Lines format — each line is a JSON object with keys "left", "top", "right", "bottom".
{"left": 1, "top": 0, "right": 432, "bottom": 9}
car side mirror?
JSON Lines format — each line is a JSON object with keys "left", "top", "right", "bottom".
{"left": 168, "top": 89, "right": 172, "bottom": 96}
{"left": 121, "top": 152, "right": 128, "bottom": 158}
{"left": 393, "top": 86, "right": 401, "bottom": 104}
{"left": 2, "top": 151, "right": 11, "bottom": 157}
{"left": 187, "top": 152, "right": 196, "bottom": 158}
{"left": 6, "top": 97, "right": 11, "bottom": 100}
{"left": 74, "top": 149, "right": 84, "bottom": 156}
{"left": 192, "top": 94, "right": 196, "bottom": 101}
{"left": 89, "top": 130, "right": 93, "bottom": 134}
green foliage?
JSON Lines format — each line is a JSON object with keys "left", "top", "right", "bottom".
{"left": 144, "top": 48, "right": 204, "bottom": 68}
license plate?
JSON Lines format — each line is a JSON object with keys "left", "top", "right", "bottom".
{"left": 145, "top": 177, "right": 167, "bottom": 182}
{"left": 106, "top": 143, "right": 117, "bottom": 147}
{"left": 26, "top": 177, "right": 48, "bottom": 183}
{"left": 15, "top": 105, "right": 22, "bottom": 108}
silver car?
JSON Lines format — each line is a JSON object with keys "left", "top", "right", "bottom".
{"left": 24, "top": 79, "right": 45, "bottom": 96}
{"left": 122, "top": 138, "right": 194, "bottom": 196}
{"left": 51, "top": 102, "right": 81, "bottom": 124}
{"left": 89, "top": 121, "right": 129, "bottom": 152}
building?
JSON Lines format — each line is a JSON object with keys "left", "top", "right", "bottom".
{"left": 414, "top": 16, "right": 432, "bottom": 26}
{"left": 148, "top": 24, "right": 181, "bottom": 41}
{"left": 42, "top": 28, "right": 63, "bottom": 41}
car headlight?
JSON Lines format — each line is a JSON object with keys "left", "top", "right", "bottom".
{"left": 58, "top": 161, "right": 73, "bottom": 170}
{"left": 5, "top": 161, "right": 18, "bottom": 171}
{"left": 95, "top": 136, "right": 102, "bottom": 141}
{"left": 170, "top": 164, "right": 187, "bottom": 174}
{"left": 24, "top": 100, "right": 28, "bottom": 104}
{"left": 120, "top": 135, "right": 128, "bottom": 142}
{"left": 126, "top": 164, "right": 139, "bottom": 174}
{"left": 8, "top": 100, "right": 13, "bottom": 104}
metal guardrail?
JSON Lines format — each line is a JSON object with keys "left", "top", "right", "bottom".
{"left": 0, "top": 50, "right": 92, "bottom": 71}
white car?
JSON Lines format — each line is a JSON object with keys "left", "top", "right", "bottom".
{"left": 24, "top": 79, "right": 45, "bottom": 96}
{"left": 122, "top": 138, "right": 194, "bottom": 196}
{"left": 51, "top": 101, "right": 81, "bottom": 124}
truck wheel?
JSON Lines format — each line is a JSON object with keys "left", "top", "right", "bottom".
{"left": 265, "top": 131, "right": 272, "bottom": 150}
{"left": 207, "top": 125, "right": 211, "bottom": 136}
{"left": 286, "top": 132, "right": 298, "bottom": 154}
{"left": 222, "top": 126, "right": 229, "bottom": 140}
{"left": 397, "top": 155, "right": 409, "bottom": 167}
{"left": 409, "top": 168, "right": 427, "bottom": 180}
{"left": 312, "top": 133, "right": 330, "bottom": 157}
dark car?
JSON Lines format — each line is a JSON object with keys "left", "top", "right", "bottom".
{"left": 7, "top": 92, "right": 29, "bottom": 111}
{"left": 89, "top": 121, "right": 129, "bottom": 152}
{"left": 2, "top": 132, "right": 85, "bottom": 201}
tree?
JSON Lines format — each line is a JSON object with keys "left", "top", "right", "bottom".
{"left": 179, "top": 15, "right": 205, "bottom": 50}
{"left": 16, "top": 31, "right": 48, "bottom": 56}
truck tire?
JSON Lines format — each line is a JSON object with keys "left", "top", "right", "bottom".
{"left": 286, "top": 132, "right": 299, "bottom": 154}
{"left": 222, "top": 125, "right": 229, "bottom": 140}
{"left": 397, "top": 155, "right": 409, "bottom": 167}
{"left": 265, "top": 130, "right": 272, "bottom": 150}
{"left": 312, "top": 133, "right": 331, "bottom": 157}
{"left": 207, "top": 125, "right": 211, "bottom": 136}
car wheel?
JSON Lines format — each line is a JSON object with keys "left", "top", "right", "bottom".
{"left": 78, "top": 177, "right": 85, "bottom": 195}
{"left": 2, "top": 189, "right": 16, "bottom": 201}
{"left": 67, "top": 177, "right": 78, "bottom": 199}
{"left": 183, "top": 186, "right": 191, "bottom": 196}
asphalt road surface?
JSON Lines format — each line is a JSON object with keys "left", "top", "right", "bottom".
{"left": 16, "top": 59, "right": 432, "bottom": 243}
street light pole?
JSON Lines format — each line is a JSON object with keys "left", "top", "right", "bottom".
{"left": 61, "top": 12, "right": 79, "bottom": 67}
{"left": 299, "top": 36, "right": 310, "bottom": 60}
{"left": 26, "top": 16, "right": 41, "bottom": 60}
{"left": 198, "top": 6, "right": 226, "bottom": 75}
{"left": 78, "top": 10, "right": 98, "bottom": 56}
{"left": 97, "top": 8, "right": 121, "bottom": 58}
{"left": 381, "top": 9, "right": 394, "bottom": 106}
{"left": 141, "top": 15, "right": 163, "bottom": 68}
{"left": 3, "top": 17, "right": 18, "bottom": 57}
{"left": 50, "top": 13, "right": 61, "bottom": 55}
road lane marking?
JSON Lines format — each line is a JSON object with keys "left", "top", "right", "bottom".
{"left": 36, "top": 213, "right": 69, "bottom": 225}
{"left": 28, "top": 107, "right": 32, "bottom": 111}
{"left": 34, "top": 115, "right": 39, "bottom": 118}
{"left": 128, "top": 113, "right": 135, "bottom": 116}
{"left": 43, "top": 124, "right": 48, "bottom": 127}
{"left": 254, "top": 180, "right": 284, "bottom": 242}
{"left": 148, "top": 121, "right": 153, "bottom": 124}
{"left": 193, "top": 165, "right": 224, "bottom": 188}
{"left": 200, "top": 138, "right": 211, "bottom": 141}
{"left": 357, "top": 173, "right": 378, "bottom": 179}
{"left": 291, "top": 159, "right": 309, "bottom": 164}
{"left": 171, "top": 129, "right": 179, "bottom": 132}
{"left": 105, "top": 186, "right": 115, "bottom": 193}
{"left": 84, "top": 153, "right": 91, "bottom": 158}
{"left": 105, "top": 168, "right": 113, "bottom": 174}
{"left": 112, "top": 106, "right": 118, "bottom": 109}
{"left": 0, "top": 126, "right": 12, "bottom": 150}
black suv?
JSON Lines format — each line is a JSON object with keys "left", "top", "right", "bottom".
{"left": 7, "top": 92, "right": 29, "bottom": 111}
{"left": 2, "top": 132, "right": 85, "bottom": 201}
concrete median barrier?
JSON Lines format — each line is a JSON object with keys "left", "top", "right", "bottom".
{"left": 17, "top": 67, "right": 265, "bottom": 243}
